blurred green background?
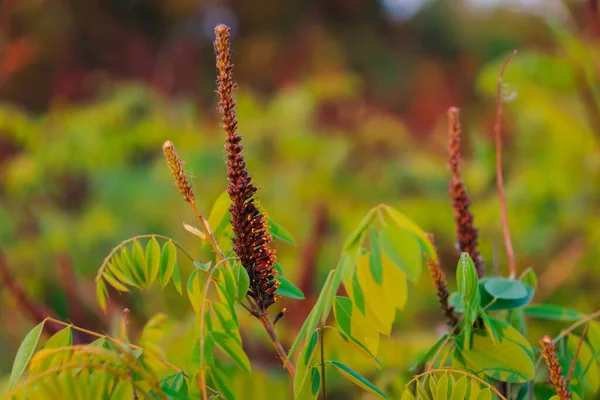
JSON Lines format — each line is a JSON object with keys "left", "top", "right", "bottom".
{"left": 1, "top": 0, "right": 600, "bottom": 398}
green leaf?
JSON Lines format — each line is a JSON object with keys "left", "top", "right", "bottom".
{"left": 304, "top": 330, "right": 319, "bottom": 365}
{"left": 410, "top": 333, "right": 448, "bottom": 372}
{"left": 379, "top": 225, "right": 422, "bottom": 283}
{"left": 236, "top": 264, "right": 250, "bottom": 303}
{"left": 146, "top": 236, "right": 161, "bottom": 284}
{"left": 524, "top": 304, "right": 583, "bottom": 321}
{"left": 171, "top": 263, "right": 182, "bottom": 294}
{"left": 456, "top": 319, "right": 534, "bottom": 383}
{"left": 268, "top": 216, "right": 295, "bottom": 244}
{"left": 294, "top": 330, "right": 319, "bottom": 397}
{"left": 277, "top": 275, "right": 305, "bottom": 300}
{"left": 295, "top": 365, "right": 320, "bottom": 400}
{"left": 437, "top": 373, "right": 449, "bottom": 400}
{"left": 451, "top": 376, "right": 468, "bottom": 400}
{"left": 352, "top": 272, "right": 366, "bottom": 315}
{"left": 101, "top": 270, "right": 130, "bottom": 292}
{"left": 187, "top": 270, "right": 205, "bottom": 313}
{"left": 288, "top": 270, "right": 336, "bottom": 361}
{"left": 475, "top": 389, "right": 492, "bottom": 400}
{"left": 328, "top": 360, "right": 388, "bottom": 399}
{"left": 334, "top": 296, "right": 352, "bottom": 335}
{"left": 208, "top": 191, "right": 232, "bottom": 240}
{"left": 457, "top": 253, "right": 480, "bottom": 344}
{"left": 211, "top": 331, "right": 251, "bottom": 373}
{"left": 380, "top": 204, "right": 436, "bottom": 261}
{"left": 119, "top": 247, "right": 144, "bottom": 285}
{"left": 9, "top": 320, "right": 45, "bottom": 389}
{"left": 193, "top": 261, "right": 210, "bottom": 272}
{"left": 159, "top": 240, "right": 177, "bottom": 288}
{"left": 96, "top": 278, "right": 108, "bottom": 311}
{"left": 479, "top": 278, "right": 535, "bottom": 311}
{"left": 106, "top": 258, "right": 139, "bottom": 288}
{"left": 333, "top": 328, "right": 382, "bottom": 368}
{"left": 483, "top": 277, "right": 529, "bottom": 299}
{"left": 311, "top": 367, "right": 321, "bottom": 396}
{"left": 401, "top": 390, "right": 416, "bottom": 400}
{"left": 132, "top": 239, "right": 148, "bottom": 284}
{"left": 369, "top": 229, "right": 383, "bottom": 285}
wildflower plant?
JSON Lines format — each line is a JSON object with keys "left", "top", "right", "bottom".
{"left": 6, "top": 27, "right": 600, "bottom": 400}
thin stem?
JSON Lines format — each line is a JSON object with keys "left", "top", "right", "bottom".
{"left": 494, "top": 49, "right": 518, "bottom": 277}
{"left": 320, "top": 325, "right": 327, "bottom": 400}
{"left": 259, "top": 312, "right": 296, "bottom": 376}
{"left": 534, "top": 309, "right": 600, "bottom": 377}
{"left": 567, "top": 324, "right": 588, "bottom": 387}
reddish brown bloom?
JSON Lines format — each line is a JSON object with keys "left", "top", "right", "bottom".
{"left": 540, "top": 335, "right": 571, "bottom": 400}
{"left": 214, "top": 24, "right": 279, "bottom": 311}
{"left": 426, "top": 240, "right": 458, "bottom": 328}
{"left": 448, "top": 107, "right": 483, "bottom": 278}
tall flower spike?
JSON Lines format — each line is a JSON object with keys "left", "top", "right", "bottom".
{"left": 426, "top": 237, "right": 458, "bottom": 328}
{"left": 163, "top": 141, "right": 195, "bottom": 204}
{"left": 540, "top": 335, "right": 571, "bottom": 400}
{"left": 214, "top": 24, "right": 279, "bottom": 312}
{"left": 448, "top": 107, "right": 484, "bottom": 278}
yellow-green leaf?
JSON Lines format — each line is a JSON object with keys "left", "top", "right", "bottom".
{"left": 101, "top": 270, "right": 130, "bottom": 292}
{"left": 211, "top": 331, "right": 251, "bottom": 373}
{"left": 159, "top": 240, "right": 177, "bottom": 288}
{"left": 9, "top": 320, "right": 45, "bottom": 389}
{"left": 146, "top": 237, "right": 161, "bottom": 284}
{"left": 328, "top": 360, "right": 387, "bottom": 399}
{"left": 132, "top": 240, "right": 148, "bottom": 284}
{"left": 187, "top": 270, "right": 205, "bottom": 313}
{"left": 96, "top": 278, "right": 108, "bottom": 311}
{"left": 451, "top": 376, "right": 468, "bottom": 400}
{"left": 457, "top": 320, "right": 534, "bottom": 383}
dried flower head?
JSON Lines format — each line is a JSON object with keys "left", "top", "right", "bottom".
{"left": 163, "top": 140, "right": 195, "bottom": 204}
{"left": 214, "top": 24, "right": 279, "bottom": 312}
{"left": 426, "top": 239, "right": 458, "bottom": 328}
{"left": 540, "top": 335, "right": 571, "bottom": 400}
{"left": 448, "top": 107, "right": 483, "bottom": 278}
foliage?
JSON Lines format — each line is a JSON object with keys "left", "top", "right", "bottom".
{"left": 2, "top": 7, "right": 600, "bottom": 400}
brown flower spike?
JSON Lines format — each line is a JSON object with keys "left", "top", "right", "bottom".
{"left": 163, "top": 141, "right": 195, "bottom": 204}
{"left": 214, "top": 24, "right": 279, "bottom": 312}
{"left": 448, "top": 107, "right": 483, "bottom": 278}
{"left": 426, "top": 239, "right": 458, "bottom": 328}
{"left": 540, "top": 335, "right": 571, "bottom": 400}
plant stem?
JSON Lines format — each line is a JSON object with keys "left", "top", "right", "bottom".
{"left": 259, "top": 311, "right": 296, "bottom": 376}
{"left": 320, "top": 325, "right": 327, "bottom": 400}
{"left": 567, "top": 324, "right": 588, "bottom": 387}
{"left": 494, "top": 49, "right": 518, "bottom": 277}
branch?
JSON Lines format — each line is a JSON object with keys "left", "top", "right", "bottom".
{"left": 494, "top": 50, "right": 518, "bottom": 277}
{"left": 567, "top": 324, "right": 588, "bottom": 387}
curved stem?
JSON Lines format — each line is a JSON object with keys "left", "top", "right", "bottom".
{"left": 494, "top": 50, "right": 518, "bottom": 277}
